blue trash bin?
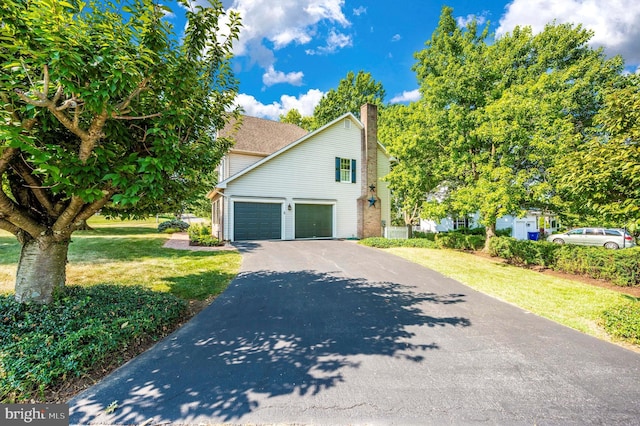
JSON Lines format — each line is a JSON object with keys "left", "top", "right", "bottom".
{"left": 527, "top": 231, "right": 539, "bottom": 241}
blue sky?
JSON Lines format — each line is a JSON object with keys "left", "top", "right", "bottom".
{"left": 167, "top": 1, "right": 640, "bottom": 120}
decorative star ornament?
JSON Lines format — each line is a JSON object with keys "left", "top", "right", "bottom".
{"left": 369, "top": 184, "right": 376, "bottom": 192}
{"left": 368, "top": 196, "right": 377, "bottom": 207}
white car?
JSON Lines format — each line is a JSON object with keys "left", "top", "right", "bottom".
{"left": 547, "top": 227, "right": 636, "bottom": 249}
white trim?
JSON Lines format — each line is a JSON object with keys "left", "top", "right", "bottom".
{"left": 229, "top": 197, "right": 286, "bottom": 242}
{"left": 292, "top": 199, "right": 337, "bottom": 239}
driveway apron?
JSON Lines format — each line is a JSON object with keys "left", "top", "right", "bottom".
{"left": 69, "top": 240, "right": 640, "bottom": 425}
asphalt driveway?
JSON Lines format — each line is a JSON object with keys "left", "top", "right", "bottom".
{"left": 69, "top": 240, "right": 640, "bottom": 425}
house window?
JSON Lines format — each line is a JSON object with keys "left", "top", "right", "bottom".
{"left": 453, "top": 217, "right": 469, "bottom": 230}
{"left": 335, "top": 157, "right": 356, "bottom": 183}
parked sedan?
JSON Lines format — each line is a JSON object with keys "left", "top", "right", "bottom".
{"left": 547, "top": 227, "right": 636, "bottom": 249}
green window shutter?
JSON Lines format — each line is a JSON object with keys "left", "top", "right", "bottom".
{"left": 351, "top": 159, "right": 356, "bottom": 183}
{"left": 335, "top": 157, "right": 340, "bottom": 182}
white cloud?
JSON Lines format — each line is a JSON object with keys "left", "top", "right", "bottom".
{"left": 227, "top": 0, "right": 351, "bottom": 61}
{"left": 497, "top": 0, "right": 640, "bottom": 64}
{"left": 390, "top": 89, "right": 421, "bottom": 104}
{"left": 391, "top": 34, "right": 401, "bottom": 42}
{"left": 262, "top": 66, "right": 305, "bottom": 87}
{"left": 353, "top": 6, "right": 366, "bottom": 16}
{"left": 456, "top": 13, "right": 487, "bottom": 28}
{"left": 235, "top": 89, "right": 325, "bottom": 120}
{"left": 305, "top": 29, "right": 353, "bottom": 55}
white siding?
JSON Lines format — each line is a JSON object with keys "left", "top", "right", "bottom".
{"left": 228, "top": 152, "right": 265, "bottom": 177}
{"left": 223, "top": 119, "right": 362, "bottom": 240}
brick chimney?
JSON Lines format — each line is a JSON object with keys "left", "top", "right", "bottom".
{"left": 357, "top": 103, "right": 382, "bottom": 238}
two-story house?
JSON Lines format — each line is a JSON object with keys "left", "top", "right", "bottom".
{"left": 207, "top": 103, "right": 391, "bottom": 242}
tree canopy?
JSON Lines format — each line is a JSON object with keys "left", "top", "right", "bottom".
{"left": 312, "top": 70, "right": 385, "bottom": 129}
{"left": 384, "top": 6, "right": 624, "bottom": 246}
{"left": 0, "top": 0, "right": 241, "bottom": 303}
{"left": 279, "top": 108, "right": 316, "bottom": 131}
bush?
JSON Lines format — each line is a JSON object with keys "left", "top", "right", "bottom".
{"left": 158, "top": 219, "right": 190, "bottom": 233}
{"left": 495, "top": 227, "right": 512, "bottom": 237}
{"left": 488, "top": 237, "right": 640, "bottom": 286}
{"left": 453, "top": 226, "right": 486, "bottom": 235}
{"left": 359, "top": 237, "right": 436, "bottom": 249}
{"left": 602, "top": 303, "right": 640, "bottom": 345}
{"left": 412, "top": 231, "right": 436, "bottom": 241}
{"left": 187, "top": 224, "right": 222, "bottom": 247}
{"left": 434, "top": 233, "right": 485, "bottom": 250}
{"left": 0, "top": 285, "right": 187, "bottom": 402}
{"left": 488, "top": 237, "right": 560, "bottom": 267}
{"left": 554, "top": 246, "right": 640, "bottom": 286}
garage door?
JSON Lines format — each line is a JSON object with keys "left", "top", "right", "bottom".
{"left": 234, "top": 202, "right": 282, "bottom": 241}
{"left": 295, "top": 204, "right": 333, "bottom": 239}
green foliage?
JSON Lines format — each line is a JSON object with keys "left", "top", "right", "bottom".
{"left": 412, "top": 231, "right": 436, "bottom": 241}
{"left": 279, "top": 108, "right": 316, "bottom": 131}
{"left": 602, "top": 303, "right": 640, "bottom": 345}
{"left": 552, "top": 74, "right": 640, "bottom": 228}
{"left": 157, "top": 219, "right": 190, "bottom": 233}
{"left": 554, "top": 246, "right": 640, "bottom": 286}
{"left": 451, "top": 227, "right": 486, "bottom": 235}
{"left": 187, "top": 224, "right": 221, "bottom": 246}
{"left": 313, "top": 70, "right": 385, "bottom": 129}
{"left": 0, "top": 0, "right": 241, "bottom": 302}
{"left": 0, "top": 285, "right": 187, "bottom": 402}
{"left": 488, "top": 237, "right": 560, "bottom": 267}
{"left": 379, "top": 103, "right": 437, "bottom": 225}
{"left": 489, "top": 237, "right": 640, "bottom": 285}
{"left": 386, "top": 6, "right": 623, "bottom": 242}
{"left": 359, "top": 237, "right": 436, "bottom": 249}
{"left": 495, "top": 227, "right": 512, "bottom": 237}
{"left": 434, "top": 233, "right": 485, "bottom": 250}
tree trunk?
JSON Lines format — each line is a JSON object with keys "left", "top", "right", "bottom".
{"left": 15, "top": 238, "right": 69, "bottom": 304}
{"left": 483, "top": 222, "right": 496, "bottom": 252}
{"left": 75, "top": 219, "right": 94, "bottom": 231}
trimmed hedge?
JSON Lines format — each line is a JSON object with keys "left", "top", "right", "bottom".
{"left": 554, "top": 245, "right": 640, "bottom": 286}
{"left": 434, "top": 233, "right": 485, "bottom": 250}
{"left": 602, "top": 304, "right": 640, "bottom": 345}
{"left": 360, "top": 237, "right": 437, "bottom": 249}
{"left": 488, "top": 237, "right": 640, "bottom": 286}
{"left": 158, "top": 219, "right": 190, "bottom": 233}
{"left": 360, "top": 233, "right": 485, "bottom": 250}
{"left": 488, "top": 237, "right": 560, "bottom": 267}
{"left": 412, "top": 231, "right": 436, "bottom": 241}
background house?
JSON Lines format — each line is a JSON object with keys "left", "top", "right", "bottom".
{"left": 208, "top": 104, "right": 391, "bottom": 242}
{"left": 418, "top": 210, "right": 559, "bottom": 240}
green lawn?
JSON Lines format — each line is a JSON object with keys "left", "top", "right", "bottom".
{"left": 1, "top": 217, "right": 239, "bottom": 299}
{"left": 0, "top": 218, "right": 241, "bottom": 402}
{"left": 385, "top": 247, "right": 639, "bottom": 347}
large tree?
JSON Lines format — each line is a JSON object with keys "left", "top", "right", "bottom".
{"left": 378, "top": 103, "right": 439, "bottom": 226}
{"left": 388, "top": 7, "right": 622, "bottom": 249}
{"left": 279, "top": 108, "right": 316, "bottom": 131}
{"left": 0, "top": 0, "right": 241, "bottom": 303}
{"left": 313, "top": 70, "right": 385, "bottom": 129}
{"left": 551, "top": 74, "right": 640, "bottom": 229}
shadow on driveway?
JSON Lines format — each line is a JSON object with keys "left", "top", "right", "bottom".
{"left": 70, "top": 269, "right": 470, "bottom": 424}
